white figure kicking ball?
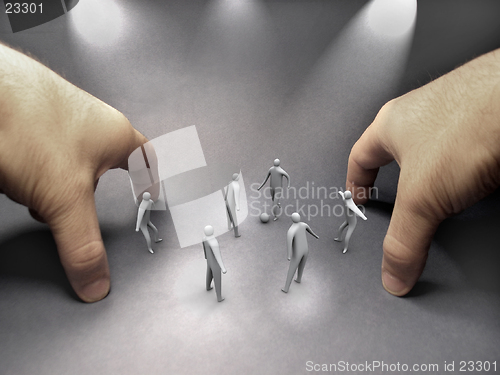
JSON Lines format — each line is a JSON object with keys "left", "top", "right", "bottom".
{"left": 257, "top": 159, "right": 290, "bottom": 221}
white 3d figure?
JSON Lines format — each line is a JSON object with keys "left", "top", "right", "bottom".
{"left": 257, "top": 159, "right": 290, "bottom": 221}
{"left": 334, "top": 190, "right": 367, "bottom": 254}
{"left": 224, "top": 173, "right": 241, "bottom": 237}
{"left": 203, "top": 225, "right": 227, "bottom": 302}
{"left": 282, "top": 212, "right": 319, "bottom": 293}
{"left": 135, "top": 192, "right": 162, "bottom": 254}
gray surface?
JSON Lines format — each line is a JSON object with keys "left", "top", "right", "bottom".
{"left": 1, "top": 1, "right": 500, "bottom": 374}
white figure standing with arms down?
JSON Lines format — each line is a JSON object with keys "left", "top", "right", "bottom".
{"left": 135, "top": 192, "right": 162, "bottom": 254}
{"left": 257, "top": 159, "right": 291, "bottom": 221}
{"left": 203, "top": 225, "right": 227, "bottom": 302}
{"left": 282, "top": 212, "right": 319, "bottom": 293}
{"left": 224, "top": 173, "right": 241, "bottom": 238}
{"left": 334, "top": 190, "right": 367, "bottom": 254}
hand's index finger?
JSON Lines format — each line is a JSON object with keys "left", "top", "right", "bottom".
{"left": 346, "top": 123, "right": 394, "bottom": 205}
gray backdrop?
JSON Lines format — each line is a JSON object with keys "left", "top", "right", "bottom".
{"left": 1, "top": 1, "right": 500, "bottom": 374}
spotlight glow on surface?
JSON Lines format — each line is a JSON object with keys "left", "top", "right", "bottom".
{"left": 280, "top": 0, "right": 417, "bottom": 147}
{"left": 69, "top": 0, "right": 126, "bottom": 47}
{"left": 366, "top": 0, "right": 417, "bottom": 38}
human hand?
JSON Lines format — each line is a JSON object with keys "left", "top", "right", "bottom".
{"left": 346, "top": 49, "right": 500, "bottom": 296}
{"left": 0, "top": 44, "right": 147, "bottom": 302}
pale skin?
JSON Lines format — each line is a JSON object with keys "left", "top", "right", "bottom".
{"left": 0, "top": 43, "right": 148, "bottom": 302}
{"left": 347, "top": 48, "right": 500, "bottom": 296}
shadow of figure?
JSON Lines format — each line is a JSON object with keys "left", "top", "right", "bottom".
{"left": 0, "top": 229, "right": 78, "bottom": 301}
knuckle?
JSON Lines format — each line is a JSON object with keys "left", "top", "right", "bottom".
{"left": 63, "top": 240, "right": 106, "bottom": 273}
{"left": 383, "top": 234, "right": 428, "bottom": 272}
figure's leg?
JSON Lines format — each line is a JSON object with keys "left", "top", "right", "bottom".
{"left": 226, "top": 204, "right": 233, "bottom": 230}
{"left": 275, "top": 187, "right": 282, "bottom": 207}
{"left": 295, "top": 254, "right": 308, "bottom": 283}
{"left": 213, "top": 269, "right": 224, "bottom": 302}
{"left": 334, "top": 221, "right": 348, "bottom": 242}
{"left": 226, "top": 205, "right": 240, "bottom": 237}
{"left": 147, "top": 221, "right": 162, "bottom": 243}
{"left": 343, "top": 220, "right": 357, "bottom": 254}
{"left": 140, "top": 225, "right": 154, "bottom": 253}
{"left": 282, "top": 257, "right": 301, "bottom": 293}
{"left": 206, "top": 265, "right": 213, "bottom": 291}
{"left": 272, "top": 204, "right": 281, "bottom": 221}
{"left": 233, "top": 225, "right": 241, "bottom": 237}
{"left": 232, "top": 206, "right": 239, "bottom": 228}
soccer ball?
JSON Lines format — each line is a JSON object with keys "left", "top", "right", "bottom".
{"left": 260, "top": 213, "right": 270, "bottom": 223}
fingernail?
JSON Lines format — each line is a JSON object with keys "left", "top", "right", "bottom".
{"left": 80, "top": 278, "right": 110, "bottom": 303}
{"left": 382, "top": 270, "right": 408, "bottom": 296}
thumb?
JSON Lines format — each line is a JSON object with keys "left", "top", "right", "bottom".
{"left": 381, "top": 191, "right": 442, "bottom": 296}
{"left": 46, "top": 184, "right": 110, "bottom": 302}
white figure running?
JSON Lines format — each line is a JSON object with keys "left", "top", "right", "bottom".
{"left": 334, "top": 190, "right": 367, "bottom": 254}
{"left": 282, "top": 212, "right": 319, "bottom": 293}
{"left": 257, "top": 159, "right": 290, "bottom": 221}
{"left": 136, "top": 192, "right": 162, "bottom": 254}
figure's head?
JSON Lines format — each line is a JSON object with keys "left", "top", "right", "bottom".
{"left": 291, "top": 212, "right": 300, "bottom": 223}
{"left": 143, "top": 192, "right": 151, "bottom": 201}
{"left": 232, "top": 173, "right": 239, "bottom": 181}
{"left": 204, "top": 225, "right": 214, "bottom": 236}
{"left": 344, "top": 191, "right": 352, "bottom": 199}
{"left": 274, "top": 158, "right": 280, "bottom": 166}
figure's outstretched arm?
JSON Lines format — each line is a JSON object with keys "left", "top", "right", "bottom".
{"left": 346, "top": 199, "right": 367, "bottom": 220}
{"left": 282, "top": 169, "right": 291, "bottom": 189}
{"left": 257, "top": 171, "right": 271, "bottom": 191}
{"left": 286, "top": 227, "right": 295, "bottom": 260}
{"left": 338, "top": 191, "right": 345, "bottom": 199}
{"left": 306, "top": 225, "right": 319, "bottom": 239}
{"left": 211, "top": 241, "right": 227, "bottom": 273}
{"left": 136, "top": 207, "right": 146, "bottom": 231}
